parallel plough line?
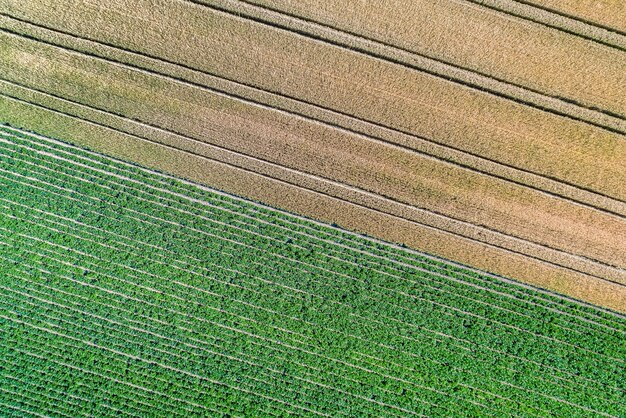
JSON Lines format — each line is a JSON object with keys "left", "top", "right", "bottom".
{"left": 1, "top": 163, "right": 624, "bottom": 367}
{"left": 2, "top": 128, "right": 625, "bottom": 415}
{"left": 1, "top": 245, "right": 590, "bottom": 415}
{"left": 0, "top": 243, "right": 524, "bottom": 416}
{"left": 0, "top": 207, "right": 616, "bottom": 414}
{"left": 3, "top": 225, "right": 617, "bottom": 414}
{"left": 0, "top": 160, "right": 611, "bottom": 343}
{"left": 3, "top": 23, "right": 625, "bottom": 211}
{"left": 2, "top": 281, "right": 430, "bottom": 417}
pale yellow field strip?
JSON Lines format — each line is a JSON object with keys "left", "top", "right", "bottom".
{"left": 200, "top": 0, "right": 626, "bottom": 116}
{"left": 2, "top": 0, "right": 625, "bottom": 311}
{"left": 1, "top": 33, "right": 625, "bottom": 279}
{"left": 1, "top": 0, "right": 625, "bottom": 201}
{"left": 466, "top": 0, "right": 626, "bottom": 49}
{"left": 2, "top": 13, "right": 624, "bottom": 219}
{"left": 520, "top": 0, "right": 626, "bottom": 34}
{"left": 3, "top": 77, "right": 626, "bottom": 289}
{"left": 2, "top": 92, "right": 626, "bottom": 313}
{"left": 193, "top": 0, "right": 626, "bottom": 132}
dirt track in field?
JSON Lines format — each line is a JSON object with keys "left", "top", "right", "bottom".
{"left": 1, "top": 0, "right": 625, "bottom": 311}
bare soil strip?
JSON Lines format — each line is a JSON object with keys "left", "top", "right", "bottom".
{"left": 2, "top": 92, "right": 625, "bottom": 313}
{"left": 0, "top": 10, "right": 624, "bottom": 203}
{"left": 465, "top": 0, "right": 626, "bottom": 50}
{"left": 2, "top": 33, "right": 626, "bottom": 272}
{"left": 2, "top": 14, "right": 625, "bottom": 219}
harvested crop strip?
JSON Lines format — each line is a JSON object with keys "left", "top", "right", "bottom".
{"left": 0, "top": 124, "right": 625, "bottom": 416}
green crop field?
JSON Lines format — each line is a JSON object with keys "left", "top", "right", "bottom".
{"left": 0, "top": 123, "right": 625, "bottom": 417}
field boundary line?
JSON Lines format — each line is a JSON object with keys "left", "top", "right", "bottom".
{"left": 2, "top": 232, "right": 620, "bottom": 414}
{"left": 5, "top": 126, "right": 625, "bottom": 320}
{"left": 4, "top": 146, "right": 621, "bottom": 334}
{"left": 1, "top": 154, "right": 622, "bottom": 341}
{"left": 11, "top": 260, "right": 611, "bottom": 411}
{"left": 6, "top": 129, "right": 624, "bottom": 327}
{"left": 2, "top": 82, "right": 626, "bottom": 285}
{"left": 6, "top": 196, "right": 612, "bottom": 362}
{"left": 6, "top": 223, "right": 625, "bottom": 402}
{"left": 1, "top": 117, "right": 624, "bottom": 312}
{"left": 4, "top": 128, "right": 625, "bottom": 329}
{"left": 3, "top": 188, "right": 625, "bottom": 369}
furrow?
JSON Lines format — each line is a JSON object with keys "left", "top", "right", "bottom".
{"left": 2, "top": 341, "right": 243, "bottom": 417}
{"left": 498, "top": 0, "right": 626, "bottom": 36}
{"left": 9, "top": 250, "right": 614, "bottom": 412}
{"left": 3, "top": 158, "right": 625, "bottom": 370}
{"left": 3, "top": 269, "right": 451, "bottom": 416}
{"left": 4, "top": 243, "right": 608, "bottom": 416}
{"left": 2, "top": 126, "right": 626, "bottom": 415}
{"left": 0, "top": 398, "right": 55, "bottom": 418}
{"left": 0, "top": 152, "right": 613, "bottom": 342}
{"left": 1, "top": 373, "right": 138, "bottom": 418}
{"left": 3, "top": 293, "right": 383, "bottom": 417}
{"left": 0, "top": 387, "right": 75, "bottom": 418}
{"left": 2, "top": 176, "right": 616, "bottom": 345}
{"left": 2, "top": 15, "right": 625, "bottom": 207}
{"left": 3, "top": 278, "right": 436, "bottom": 417}
{"left": 3, "top": 316, "right": 332, "bottom": 417}
{"left": 4, "top": 175, "right": 625, "bottom": 369}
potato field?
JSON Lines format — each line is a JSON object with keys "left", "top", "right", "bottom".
{"left": 1, "top": 124, "right": 625, "bottom": 416}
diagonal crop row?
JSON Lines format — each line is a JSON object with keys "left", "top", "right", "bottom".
{"left": 0, "top": 209, "right": 620, "bottom": 414}
{"left": 2, "top": 128, "right": 625, "bottom": 416}
{"left": 2, "top": 160, "right": 620, "bottom": 376}
{"left": 2, "top": 147, "right": 620, "bottom": 360}
{"left": 2, "top": 172, "right": 620, "bottom": 412}
{"left": 2, "top": 124, "right": 620, "bottom": 334}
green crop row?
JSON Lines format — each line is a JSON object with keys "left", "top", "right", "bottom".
{"left": 1, "top": 125, "right": 622, "bottom": 335}
{"left": 1, "top": 131, "right": 624, "bottom": 354}
{"left": 1, "top": 125, "right": 624, "bottom": 417}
